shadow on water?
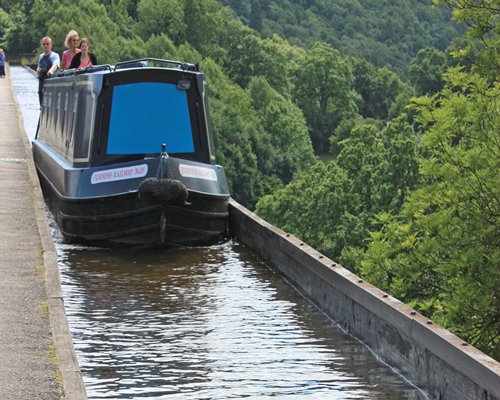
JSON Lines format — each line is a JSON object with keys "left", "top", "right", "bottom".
{"left": 11, "top": 66, "right": 427, "bottom": 399}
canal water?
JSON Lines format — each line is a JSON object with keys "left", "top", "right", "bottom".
{"left": 11, "top": 65, "right": 427, "bottom": 399}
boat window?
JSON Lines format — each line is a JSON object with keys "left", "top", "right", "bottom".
{"left": 55, "top": 92, "right": 62, "bottom": 144}
{"left": 107, "top": 82, "right": 194, "bottom": 155}
{"left": 36, "top": 79, "right": 96, "bottom": 165}
{"left": 72, "top": 83, "right": 96, "bottom": 162}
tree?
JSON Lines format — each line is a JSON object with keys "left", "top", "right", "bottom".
{"left": 249, "top": 0, "right": 263, "bottom": 32}
{"left": 28, "top": 0, "right": 127, "bottom": 63}
{"left": 433, "top": 0, "right": 500, "bottom": 81}
{"left": 352, "top": 0, "right": 500, "bottom": 360}
{"left": 434, "top": 0, "right": 499, "bottom": 38}
{"left": 143, "top": 34, "right": 178, "bottom": 60}
{"left": 292, "top": 42, "right": 358, "bottom": 153}
{"left": 107, "top": 0, "right": 139, "bottom": 39}
{"left": 221, "top": 0, "right": 465, "bottom": 79}
{"left": 357, "top": 1, "right": 500, "bottom": 358}
{"left": 247, "top": 76, "right": 315, "bottom": 184}
{"left": 183, "top": 0, "right": 245, "bottom": 62}
{"left": 0, "top": 8, "right": 11, "bottom": 48}
{"left": 359, "top": 70, "right": 499, "bottom": 358}
{"left": 337, "top": 116, "right": 419, "bottom": 214}
{"left": 2, "top": 1, "right": 37, "bottom": 53}
{"left": 135, "top": 0, "right": 185, "bottom": 44}
{"left": 409, "top": 48, "right": 447, "bottom": 95}
{"left": 257, "top": 116, "right": 419, "bottom": 264}
{"left": 224, "top": 33, "right": 299, "bottom": 97}
{"left": 114, "top": 36, "right": 146, "bottom": 61}
{"left": 351, "top": 57, "right": 411, "bottom": 120}
{"left": 256, "top": 161, "right": 359, "bottom": 258}
{"left": 329, "top": 116, "right": 384, "bottom": 157}
{"left": 201, "top": 58, "right": 264, "bottom": 208}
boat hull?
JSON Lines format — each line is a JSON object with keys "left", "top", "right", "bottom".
{"left": 37, "top": 170, "right": 229, "bottom": 247}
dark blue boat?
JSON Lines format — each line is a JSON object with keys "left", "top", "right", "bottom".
{"left": 32, "top": 59, "right": 230, "bottom": 247}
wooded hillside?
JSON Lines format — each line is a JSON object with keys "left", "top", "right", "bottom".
{"left": 219, "top": 0, "right": 465, "bottom": 79}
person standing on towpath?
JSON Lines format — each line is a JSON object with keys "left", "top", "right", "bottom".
{"left": 0, "top": 48, "right": 6, "bottom": 78}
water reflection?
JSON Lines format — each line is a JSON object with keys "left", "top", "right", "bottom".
{"left": 9, "top": 65, "right": 39, "bottom": 141}
{"left": 10, "top": 66, "right": 426, "bottom": 399}
{"left": 58, "top": 241, "right": 424, "bottom": 399}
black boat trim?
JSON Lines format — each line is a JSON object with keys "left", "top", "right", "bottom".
{"left": 59, "top": 222, "right": 159, "bottom": 240}
{"left": 59, "top": 205, "right": 229, "bottom": 223}
{"left": 59, "top": 221, "right": 223, "bottom": 241}
{"left": 166, "top": 204, "right": 229, "bottom": 219}
{"left": 59, "top": 205, "right": 161, "bottom": 222}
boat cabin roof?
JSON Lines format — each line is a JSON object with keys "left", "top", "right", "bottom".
{"left": 36, "top": 58, "right": 215, "bottom": 168}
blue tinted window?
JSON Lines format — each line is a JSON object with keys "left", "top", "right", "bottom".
{"left": 107, "top": 82, "right": 194, "bottom": 154}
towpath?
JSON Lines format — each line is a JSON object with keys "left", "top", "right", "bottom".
{"left": 0, "top": 63, "right": 86, "bottom": 399}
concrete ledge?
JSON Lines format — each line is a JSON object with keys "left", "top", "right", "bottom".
{"left": 228, "top": 198, "right": 500, "bottom": 400}
{"left": 8, "top": 63, "right": 88, "bottom": 400}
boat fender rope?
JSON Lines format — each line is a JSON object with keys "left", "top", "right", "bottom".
{"left": 138, "top": 177, "right": 189, "bottom": 205}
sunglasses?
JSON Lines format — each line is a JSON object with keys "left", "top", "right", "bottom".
{"left": 42, "top": 43, "right": 50, "bottom": 45}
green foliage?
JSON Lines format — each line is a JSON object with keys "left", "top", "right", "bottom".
{"left": 114, "top": 36, "right": 146, "bottom": 61}
{"left": 434, "top": 0, "right": 500, "bottom": 82}
{"left": 292, "top": 42, "right": 358, "bottom": 153}
{"left": 256, "top": 161, "right": 359, "bottom": 257}
{"left": 27, "top": 0, "right": 125, "bottom": 63}
{"left": 203, "top": 63, "right": 315, "bottom": 208}
{"left": 337, "top": 116, "right": 419, "bottom": 213}
{"left": 135, "top": 0, "right": 185, "bottom": 43}
{"left": 0, "top": 8, "right": 11, "bottom": 48}
{"left": 1, "top": 2, "right": 36, "bottom": 52}
{"left": 247, "top": 76, "right": 315, "bottom": 183}
{"left": 409, "top": 48, "right": 447, "bottom": 95}
{"left": 353, "top": 1, "right": 500, "bottom": 359}
{"left": 201, "top": 58, "right": 264, "bottom": 207}
{"left": 350, "top": 56, "right": 412, "bottom": 120}
{"left": 257, "top": 116, "right": 419, "bottom": 264}
{"left": 144, "top": 34, "right": 178, "bottom": 59}
{"left": 360, "top": 66, "right": 500, "bottom": 358}
{"left": 221, "top": 0, "right": 465, "bottom": 79}
{"left": 2, "top": 0, "right": 147, "bottom": 63}
{"left": 329, "top": 116, "right": 383, "bottom": 157}
{"left": 107, "top": 0, "right": 140, "bottom": 39}
{"left": 224, "top": 33, "right": 300, "bottom": 98}
{"left": 434, "top": 0, "right": 498, "bottom": 38}
{"left": 183, "top": 0, "right": 245, "bottom": 62}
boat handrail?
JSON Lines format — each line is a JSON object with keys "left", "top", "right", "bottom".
{"left": 114, "top": 58, "right": 198, "bottom": 72}
{"left": 55, "top": 64, "right": 113, "bottom": 77}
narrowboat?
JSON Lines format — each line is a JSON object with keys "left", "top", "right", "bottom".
{"left": 32, "top": 58, "right": 230, "bottom": 247}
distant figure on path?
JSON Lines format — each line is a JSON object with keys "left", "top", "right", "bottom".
{"left": 36, "top": 36, "right": 60, "bottom": 106}
{"left": 0, "top": 48, "right": 5, "bottom": 78}
{"left": 61, "top": 30, "right": 80, "bottom": 71}
{"left": 69, "top": 38, "right": 97, "bottom": 69}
